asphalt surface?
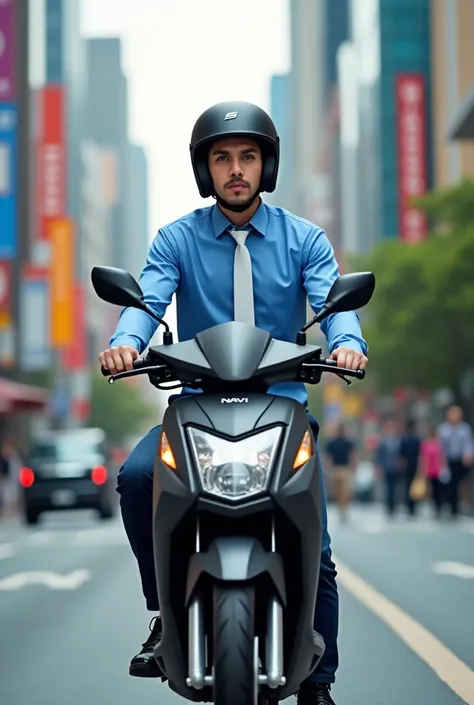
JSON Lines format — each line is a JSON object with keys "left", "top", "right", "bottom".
{"left": 0, "top": 503, "right": 473, "bottom": 705}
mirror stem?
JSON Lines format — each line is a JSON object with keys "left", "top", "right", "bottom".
{"left": 142, "top": 303, "right": 170, "bottom": 332}
{"left": 302, "top": 316, "right": 318, "bottom": 333}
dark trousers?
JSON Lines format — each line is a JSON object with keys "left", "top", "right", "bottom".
{"left": 117, "top": 416, "right": 339, "bottom": 685}
{"left": 429, "top": 477, "right": 444, "bottom": 516}
{"left": 447, "top": 460, "right": 467, "bottom": 516}
{"left": 403, "top": 468, "right": 418, "bottom": 516}
{"left": 384, "top": 472, "right": 399, "bottom": 516}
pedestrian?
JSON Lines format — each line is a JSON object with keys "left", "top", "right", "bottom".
{"left": 398, "top": 419, "right": 421, "bottom": 517}
{"left": 0, "top": 443, "right": 9, "bottom": 516}
{"left": 375, "top": 419, "right": 401, "bottom": 517}
{"left": 324, "top": 422, "right": 356, "bottom": 522}
{"left": 0, "top": 438, "right": 21, "bottom": 517}
{"left": 418, "top": 425, "right": 446, "bottom": 519}
{"left": 437, "top": 405, "right": 474, "bottom": 517}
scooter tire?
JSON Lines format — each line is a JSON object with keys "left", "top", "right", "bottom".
{"left": 213, "top": 583, "right": 256, "bottom": 705}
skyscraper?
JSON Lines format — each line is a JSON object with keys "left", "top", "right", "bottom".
{"left": 267, "top": 73, "right": 292, "bottom": 210}
{"left": 432, "top": 0, "right": 474, "bottom": 183}
{"left": 126, "top": 143, "right": 150, "bottom": 279}
{"left": 339, "top": 0, "right": 432, "bottom": 251}
{"left": 86, "top": 38, "right": 130, "bottom": 270}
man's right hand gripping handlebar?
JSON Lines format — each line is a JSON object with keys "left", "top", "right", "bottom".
{"left": 98, "top": 345, "right": 141, "bottom": 376}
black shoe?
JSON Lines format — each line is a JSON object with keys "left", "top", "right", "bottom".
{"left": 297, "top": 682, "right": 336, "bottom": 705}
{"left": 129, "top": 616, "right": 165, "bottom": 679}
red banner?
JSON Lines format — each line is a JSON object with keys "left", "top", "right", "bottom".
{"left": 36, "top": 85, "right": 66, "bottom": 242}
{"left": 396, "top": 74, "right": 428, "bottom": 243}
{"left": 0, "top": 260, "right": 11, "bottom": 326}
{"left": 62, "top": 283, "right": 86, "bottom": 371}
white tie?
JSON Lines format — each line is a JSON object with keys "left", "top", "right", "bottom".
{"left": 229, "top": 229, "right": 255, "bottom": 325}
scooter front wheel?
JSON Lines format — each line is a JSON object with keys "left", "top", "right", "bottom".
{"left": 212, "top": 583, "right": 257, "bottom": 705}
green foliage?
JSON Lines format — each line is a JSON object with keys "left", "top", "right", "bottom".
{"left": 412, "top": 179, "right": 474, "bottom": 230}
{"left": 354, "top": 180, "right": 474, "bottom": 395}
{"left": 22, "top": 369, "right": 54, "bottom": 389}
{"left": 88, "top": 369, "right": 158, "bottom": 443}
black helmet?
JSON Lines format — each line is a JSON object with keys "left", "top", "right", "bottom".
{"left": 190, "top": 101, "right": 280, "bottom": 199}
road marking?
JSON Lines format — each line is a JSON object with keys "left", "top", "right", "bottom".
{"left": 335, "top": 555, "right": 474, "bottom": 705}
{"left": 69, "top": 528, "right": 127, "bottom": 545}
{"left": 25, "top": 531, "right": 56, "bottom": 545}
{"left": 433, "top": 561, "right": 474, "bottom": 580}
{"left": 0, "top": 569, "right": 91, "bottom": 590}
{"left": 0, "top": 543, "right": 15, "bottom": 559}
{"left": 19, "top": 527, "right": 127, "bottom": 547}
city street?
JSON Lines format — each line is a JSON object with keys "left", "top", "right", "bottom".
{"left": 0, "top": 505, "right": 473, "bottom": 705}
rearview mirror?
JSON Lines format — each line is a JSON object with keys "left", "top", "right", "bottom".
{"left": 323, "top": 272, "right": 375, "bottom": 317}
{"left": 91, "top": 266, "right": 173, "bottom": 343}
{"left": 91, "top": 266, "right": 145, "bottom": 309}
{"left": 297, "top": 271, "right": 375, "bottom": 344}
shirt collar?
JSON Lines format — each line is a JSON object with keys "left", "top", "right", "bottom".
{"left": 212, "top": 200, "right": 268, "bottom": 238}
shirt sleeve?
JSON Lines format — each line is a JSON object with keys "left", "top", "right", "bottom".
{"left": 302, "top": 227, "right": 368, "bottom": 355}
{"left": 109, "top": 228, "right": 180, "bottom": 353}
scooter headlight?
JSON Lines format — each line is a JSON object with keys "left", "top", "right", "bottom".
{"left": 188, "top": 426, "right": 282, "bottom": 501}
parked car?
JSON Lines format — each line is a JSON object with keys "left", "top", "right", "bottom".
{"left": 18, "top": 427, "right": 117, "bottom": 525}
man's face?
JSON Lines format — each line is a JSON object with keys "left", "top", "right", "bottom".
{"left": 447, "top": 405, "right": 463, "bottom": 424}
{"left": 208, "top": 137, "right": 262, "bottom": 207}
{"left": 384, "top": 420, "right": 398, "bottom": 436}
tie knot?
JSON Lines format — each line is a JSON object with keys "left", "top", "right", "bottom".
{"left": 230, "top": 228, "right": 250, "bottom": 246}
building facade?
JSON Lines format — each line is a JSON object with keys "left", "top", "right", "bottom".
{"left": 341, "top": 0, "right": 432, "bottom": 252}
{"left": 86, "top": 37, "right": 130, "bottom": 271}
{"left": 431, "top": 0, "right": 474, "bottom": 180}
{"left": 126, "top": 143, "right": 150, "bottom": 279}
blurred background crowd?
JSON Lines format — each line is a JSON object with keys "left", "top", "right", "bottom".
{"left": 1, "top": 0, "right": 474, "bottom": 521}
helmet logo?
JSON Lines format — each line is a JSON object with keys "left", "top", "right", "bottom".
{"left": 224, "top": 111, "right": 238, "bottom": 120}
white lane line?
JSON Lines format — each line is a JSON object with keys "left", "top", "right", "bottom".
{"left": 19, "top": 527, "right": 128, "bottom": 547}
{"left": 24, "top": 531, "right": 57, "bottom": 545}
{"left": 0, "top": 543, "right": 16, "bottom": 559}
{"left": 335, "top": 555, "right": 474, "bottom": 705}
{"left": 0, "top": 569, "right": 91, "bottom": 590}
{"left": 433, "top": 561, "right": 474, "bottom": 580}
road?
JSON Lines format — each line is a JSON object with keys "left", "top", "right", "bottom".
{"left": 0, "top": 504, "right": 473, "bottom": 705}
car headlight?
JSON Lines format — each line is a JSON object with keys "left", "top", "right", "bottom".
{"left": 187, "top": 426, "right": 282, "bottom": 501}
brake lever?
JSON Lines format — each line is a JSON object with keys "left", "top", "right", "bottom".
{"left": 108, "top": 364, "right": 169, "bottom": 384}
{"left": 336, "top": 373, "right": 352, "bottom": 386}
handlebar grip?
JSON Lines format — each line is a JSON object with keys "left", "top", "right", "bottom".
{"left": 324, "top": 358, "right": 366, "bottom": 379}
{"left": 101, "top": 357, "right": 148, "bottom": 377}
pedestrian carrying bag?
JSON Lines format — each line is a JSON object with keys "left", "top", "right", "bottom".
{"left": 409, "top": 473, "right": 429, "bottom": 502}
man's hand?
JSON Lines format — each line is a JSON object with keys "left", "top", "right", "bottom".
{"left": 98, "top": 345, "right": 140, "bottom": 374}
{"left": 329, "top": 346, "right": 368, "bottom": 371}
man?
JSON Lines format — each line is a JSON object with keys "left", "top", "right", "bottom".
{"left": 437, "top": 405, "right": 474, "bottom": 517}
{"left": 398, "top": 419, "right": 421, "bottom": 517}
{"left": 99, "top": 101, "right": 368, "bottom": 705}
{"left": 324, "top": 423, "right": 356, "bottom": 522}
{"left": 375, "top": 418, "right": 401, "bottom": 517}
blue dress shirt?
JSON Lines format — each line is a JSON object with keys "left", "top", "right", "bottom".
{"left": 110, "top": 201, "right": 368, "bottom": 405}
